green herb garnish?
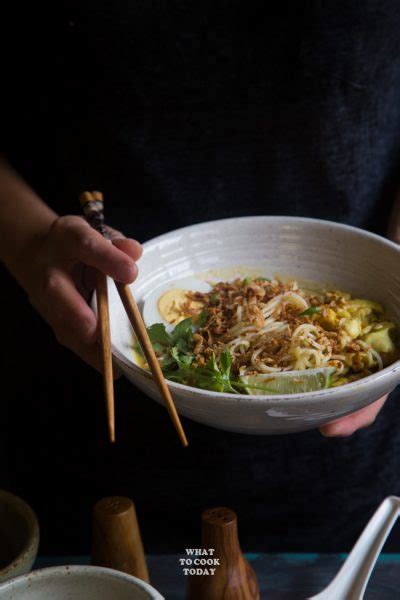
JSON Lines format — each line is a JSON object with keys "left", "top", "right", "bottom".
{"left": 146, "top": 318, "right": 195, "bottom": 380}
{"left": 210, "top": 292, "right": 218, "bottom": 306}
{"left": 145, "top": 317, "right": 238, "bottom": 393}
{"left": 147, "top": 322, "right": 172, "bottom": 353}
{"left": 197, "top": 309, "right": 209, "bottom": 328}
{"left": 194, "top": 350, "right": 236, "bottom": 393}
{"left": 171, "top": 317, "right": 193, "bottom": 352}
{"left": 299, "top": 306, "right": 321, "bottom": 316}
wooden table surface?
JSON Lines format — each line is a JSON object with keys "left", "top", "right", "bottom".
{"left": 35, "top": 553, "right": 400, "bottom": 599}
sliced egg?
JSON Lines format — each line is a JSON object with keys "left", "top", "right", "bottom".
{"left": 142, "top": 277, "right": 211, "bottom": 329}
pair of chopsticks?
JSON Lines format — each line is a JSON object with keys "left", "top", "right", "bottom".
{"left": 79, "top": 191, "right": 188, "bottom": 447}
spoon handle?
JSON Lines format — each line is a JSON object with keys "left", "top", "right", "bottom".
{"left": 309, "top": 496, "right": 400, "bottom": 600}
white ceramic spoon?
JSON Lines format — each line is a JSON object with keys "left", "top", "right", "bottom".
{"left": 309, "top": 496, "right": 400, "bottom": 599}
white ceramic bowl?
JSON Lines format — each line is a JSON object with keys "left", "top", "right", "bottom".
{"left": 0, "top": 566, "right": 164, "bottom": 599}
{"left": 109, "top": 216, "right": 400, "bottom": 434}
{"left": 0, "top": 490, "right": 39, "bottom": 583}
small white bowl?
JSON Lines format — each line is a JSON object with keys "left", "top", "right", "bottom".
{"left": 108, "top": 216, "right": 400, "bottom": 435}
{"left": 0, "top": 566, "right": 164, "bottom": 599}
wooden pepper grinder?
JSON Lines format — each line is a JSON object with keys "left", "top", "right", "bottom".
{"left": 91, "top": 496, "right": 149, "bottom": 583}
{"left": 187, "top": 507, "right": 260, "bottom": 600}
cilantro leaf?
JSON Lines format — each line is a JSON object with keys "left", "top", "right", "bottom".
{"left": 162, "top": 346, "right": 195, "bottom": 383}
{"left": 147, "top": 318, "right": 194, "bottom": 355}
{"left": 171, "top": 317, "right": 193, "bottom": 352}
{"left": 196, "top": 309, "right": 209, "bottom": 328}
{"left": 171, "top": 317, "right": 193, "bottom": 342}
{"left": 299, "top": 306, "right": 321, "bottom": 316}
{"left": 146, "top": 318, "right": 196, "bottom": 380}
{"left": 170, "top": 346, "right": 194, "bottom": 368}
{"left": 210, "top": 292, "right": 218, "bottom": 306}
{"left": 219, "top": 350, "right": 232, "bottom": 378}
{"left": 147, "top": 323, "right": 172, "bottom": 347}
{"left": 191, "top": 350, "right": 237, "bottom": 393}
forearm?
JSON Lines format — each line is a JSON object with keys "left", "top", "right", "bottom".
{"left": 0, "top": 167, "right": 141, "bottom": 372}
{"left": 0, "top": 157, "right": 58, "bottom": 280}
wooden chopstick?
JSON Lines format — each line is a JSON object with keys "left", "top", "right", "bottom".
{"left": 80, "top": 190, "right": 188, "bottom": 447}
{"left": 80, "top": 191, "right": 115, "bottom": 442}
{"left": 95, "top": 269, "right": 115, "bottom": 442}
{"left": 115, "top": 281, "right": 188, "bottom": 446}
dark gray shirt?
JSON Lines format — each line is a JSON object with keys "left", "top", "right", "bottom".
{"left": 3, "top": 1, "right": 400, "bottom": 554}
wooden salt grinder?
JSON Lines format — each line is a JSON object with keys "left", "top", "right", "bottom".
{"left": 187, "top": 507, "right": 260, "bottom": 600}
{"left": 91, "top": 496, "right": 150, "bottom": 583}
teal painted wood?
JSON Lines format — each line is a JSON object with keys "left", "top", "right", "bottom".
{"left": 35, "top": 554, "right": 400, "bottom": 599}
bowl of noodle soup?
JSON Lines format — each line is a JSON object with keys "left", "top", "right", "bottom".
{"left": 107, "top": 216, "right": 400, "bottom": 434}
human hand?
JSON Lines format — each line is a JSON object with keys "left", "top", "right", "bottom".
{"left": 319, "top": 395, "right": 387, "bottom": 437}
{"left": 18, "top": 215, "right": 142, "bottom": 372}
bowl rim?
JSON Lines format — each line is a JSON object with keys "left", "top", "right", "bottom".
{"left": 0, "top": 565, "right": 163, "bottom": 598}
{"left": 138, "top": 214, "right": 400, "bottom": 254}
{"left": 111, "top": 215, "right": 400, "bottom": 402}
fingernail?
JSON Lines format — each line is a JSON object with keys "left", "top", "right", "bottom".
{"left": 320, "top": 427, "right": 335, "bottom": 437}
{"left": 320, "top": 424, "right": 348, "bottom": 437}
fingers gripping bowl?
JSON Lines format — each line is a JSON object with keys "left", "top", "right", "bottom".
{"left": 107, "top": 217, "right": 400, "bottom": 434}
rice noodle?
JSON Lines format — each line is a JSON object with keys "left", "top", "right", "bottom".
{"left": 184, "top": 276, "right": 396, "bottom": 385}
{"left": 370, "top": 348, "right": 384, "bottom": 371}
